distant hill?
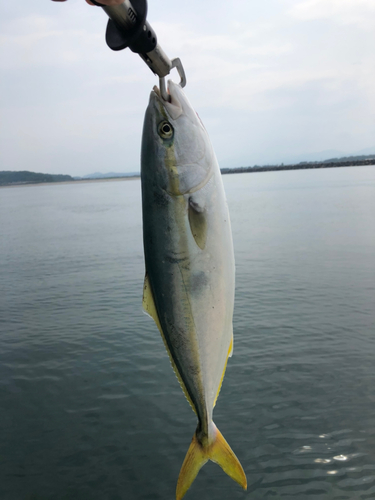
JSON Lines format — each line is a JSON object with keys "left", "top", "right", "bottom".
{"left": 76, "top": 171, "right": 140, "bottom": 180}
{"left": 282, "top": 149, "right": 345, "bottom": 164}
{"left": 278, "top": 148, "right": 375, "bottom": 165}
{"left": 0, "top": 171, "right": 74, "bottom": 186}
{"left": 323, "top": 154, "right": 375, "bottom": 163}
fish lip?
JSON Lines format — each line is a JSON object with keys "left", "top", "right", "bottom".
{"left": 151, "top": 84, "right": 168, "bottom": 108}
{"left": 150, "top": 81, "right": 184, "bottom": 120}
{"left": 149, "top": 86, "right": 171, "bottom": 119}
{"left": 152, "top": 85, "right": 162, "bottom": 100}
{"left": 147, "top": 86, "right": 163, "bottom": 113}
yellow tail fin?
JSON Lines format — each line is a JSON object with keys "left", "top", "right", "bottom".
{"left": 176, "top": 423, "right": 247, "bottom": 500}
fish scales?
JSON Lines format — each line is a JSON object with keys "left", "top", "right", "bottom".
{"left": 141, "top": 80, "right": 246, "bottom": 499}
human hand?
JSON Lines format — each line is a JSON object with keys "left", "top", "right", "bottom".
{"left": 51, "top": 0, "right": 124, "bottom": 5}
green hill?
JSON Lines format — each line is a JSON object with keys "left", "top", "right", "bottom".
{"left": 0, "top": 171, "right": 74, "bottom": 186}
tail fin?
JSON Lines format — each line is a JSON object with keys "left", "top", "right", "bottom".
{"left": 176, "top": 423, "right": 247, "bottom": 500}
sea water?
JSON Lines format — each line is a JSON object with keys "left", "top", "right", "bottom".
{"left": 1, "top": 166, "right": 374, "bottom": 500}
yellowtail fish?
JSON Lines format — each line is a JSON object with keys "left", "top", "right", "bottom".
{"left": 141, "top": 80, "right": 246, "bottom": 499}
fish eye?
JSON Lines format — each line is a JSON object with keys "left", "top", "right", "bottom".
{"left": 158, "top": 121, "right": 174, "bottom": 140}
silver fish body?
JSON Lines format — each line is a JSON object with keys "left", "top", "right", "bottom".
{"left": 141, "top": 81, "right": 246, "bottom": 499}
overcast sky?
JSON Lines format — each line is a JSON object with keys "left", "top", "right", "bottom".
{"left": 1, "top": 0, "right": 374, "bottom": 176}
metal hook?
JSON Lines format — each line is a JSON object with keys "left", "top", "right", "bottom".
{"left": 159, "top": 58, "right": 187, "bottom": 102}
{"left": 171, "top": 58, "right": 187, "bottom": 88}
{"left": 159, "top": 77, "right": 169, "bottom": 102}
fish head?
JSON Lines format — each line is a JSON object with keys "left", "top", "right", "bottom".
{"left": 141, "top": 80, "right": 214, "bottom": 196}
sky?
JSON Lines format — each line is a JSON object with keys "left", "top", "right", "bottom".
{"left": 0, "top": 0, "right": 374, "bottom": 176}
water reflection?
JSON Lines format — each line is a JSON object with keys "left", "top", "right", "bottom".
{"left": 334, "top": 454, "right": 348, "bottom": 461}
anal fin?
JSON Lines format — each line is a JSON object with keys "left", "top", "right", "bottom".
{"left": 213, "top": 336, "right": 233, "bottom": 408}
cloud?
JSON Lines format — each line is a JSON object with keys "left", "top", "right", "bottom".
{"left": 290, "top": 0, "right": 375, "bottom": 26}
{"left": 0, "top": 15, "right": 105, "bottom": 69}
{"left": 1, "top": 0, "right": 375, "bottom": 175}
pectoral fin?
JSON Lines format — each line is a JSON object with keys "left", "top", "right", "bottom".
{"left": 188, "top": 198, "right": 207, "bottom": 250}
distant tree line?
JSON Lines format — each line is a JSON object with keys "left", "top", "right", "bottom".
{"left": 221, "top": 155, "right": 375, "bottom": 175}
{"left": 0, "top": 171, "right": 73, "bottom": 186}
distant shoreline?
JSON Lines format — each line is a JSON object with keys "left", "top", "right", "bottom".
{"left": 0, "top": 176, "right": 140, "bottom": 189}
{"left": 1, "top": 161, "right": 374, "bottom": 188}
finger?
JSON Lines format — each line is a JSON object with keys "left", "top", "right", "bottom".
{"left": 87, "top": 0, "right": 125, "bottom": 4}
{"left": 51, "top": 0, "right": 125, "bottom": 4}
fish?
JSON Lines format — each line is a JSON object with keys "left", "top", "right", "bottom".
{"left": 141, "top": 79, "right": 247, "bottom": 499}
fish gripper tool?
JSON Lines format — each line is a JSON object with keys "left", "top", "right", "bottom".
{"left": 90, "top": 0, "right": 186, "bottom": 101}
